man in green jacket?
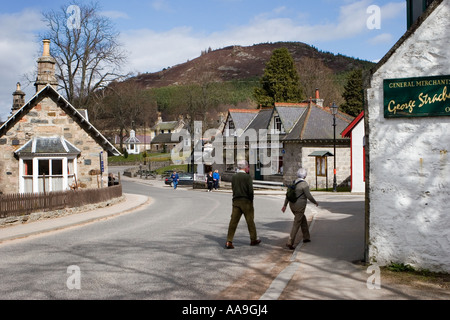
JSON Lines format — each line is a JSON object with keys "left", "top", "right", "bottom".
{"left": 225, "top": 160, "right": 261, "bottom": 249}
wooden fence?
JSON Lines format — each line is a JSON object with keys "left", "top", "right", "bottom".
{"left": 0, "top": 185, "right": 122, "bottom": 218}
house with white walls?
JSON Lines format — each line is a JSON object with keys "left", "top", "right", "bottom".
{"left": 341, "top": 111, "right": 365, "bottom": 193}
{"left": 365, "top": 0, "right": 450, "bottom": 272}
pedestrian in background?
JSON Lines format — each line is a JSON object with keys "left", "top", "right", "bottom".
{"left": 213, "top": 169, "right": 220, "bottom": 190}
{"left": 225, "top": 160, "right": 261, "bottom": 249}
{"left": 206, "top": 171, "right": 214, "bottom": 192}
{"left": 171, "top": 170, "right": 179, "bottom": 190}
{"left": 281, "top": 168, "right": 318, "bottom": 250}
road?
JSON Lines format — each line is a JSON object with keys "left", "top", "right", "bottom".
{"left": 0, "top": 178, "right": 294, "bottom": 300}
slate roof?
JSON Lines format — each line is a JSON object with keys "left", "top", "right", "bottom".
{"left": 124, "top": 136, "right": 140, "bottom": 144}
{"left": 245, "top": 108, "right": 273, "bottom": 131}
{"left": 151, "top": 120, "right": 180, "bottom": 131}
{"left": 224, "top": 103, "right": 353, "bottom": 142}
{"left": 150, "top": 133, "right": 181, "bottom": 144}
{"left": 15, "top": 136, "right": 81, "bottom": 156}
{"left": 283, "top": 104, "right": 353, "bottom": 141}
{"left": 228, "top": 109, "right": 259, "bottom": 132}
{"left": 274, "top": 104, "right": 308, "bottom": 133}
{"left": 0, "top": 85, "right": 121, "bottom": 156}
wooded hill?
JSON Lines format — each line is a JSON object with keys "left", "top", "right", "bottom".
{"left": 91, "top": 42, "right": 374, "bottom": 139}
{"left": 132, "top": 41, "right": 373, "bottom": 90}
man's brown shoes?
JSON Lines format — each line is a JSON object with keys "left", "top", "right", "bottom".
{"left": 226, "top": 240, "right": 261, "bottom": 248}
{"left": 225, "top": 241, "right": 234, "bottom": 249}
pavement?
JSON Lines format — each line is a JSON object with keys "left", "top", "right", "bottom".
{"left": 1, "top": 175, "right": 446, "bottom": 300}
{"left": 0, "top": 192, "right": 151, "bottom": 244}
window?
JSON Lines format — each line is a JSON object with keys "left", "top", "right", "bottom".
{"left": 20, "top": 157, "right": 76, "bottom": 193}
{"left": 38, "top": 159, "right": 50, "bottom": 176}
{"left": 23, "top": 160, "right": 33, "bottom": 175}
{"left": 274, "top": 116, "right": 282, "bottom": 133}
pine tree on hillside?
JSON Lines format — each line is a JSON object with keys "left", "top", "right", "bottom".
{"left": 254, "top": 47, "right": 304, "bottom": 107}
{"left": 341, "top": 69, "right": 364, "bottom": 117}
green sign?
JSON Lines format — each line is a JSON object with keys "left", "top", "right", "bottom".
{"left": 384, "top": 75, "right": 450, "bottom": 118}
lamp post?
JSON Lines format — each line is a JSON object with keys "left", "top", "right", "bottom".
{"left": 330, "top": 102, "right": 338, "bottom": 192}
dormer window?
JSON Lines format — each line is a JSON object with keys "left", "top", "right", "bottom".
{"left": 274, "top": 116, "right": 282, "bottom": 133}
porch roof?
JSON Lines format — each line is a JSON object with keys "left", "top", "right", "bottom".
{"left": 308, "top": 151, "right": 334, "bottom": 157}
{"left": 15, "top": 136, "right": 81, "bottom": 157}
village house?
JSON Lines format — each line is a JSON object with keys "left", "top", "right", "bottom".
{"left": 114, "top": 130, "right": 151, "bottom": 155}
{"left": 217, "top": 90, "right": 353, "bottom": 188}
{"left": 150, "top": 113, "right": 188, "bottom": 153}
{"left": 341, "top": 111, "right": 365, "bottom": 193}
{"left": 0, "top": 40, "right": 120, "bottom": 195}
{"left": 365, "top": 0, "right": 449, "bottom": 272}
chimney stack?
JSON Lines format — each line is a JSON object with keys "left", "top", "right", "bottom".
{"left": 42, "top": 39, "right": 51, "bottom": 57}
{"left": 12, "top": 82, "right": 26, "bottom": 113}
{"left": 34, "top": 39, "right": 58, "bottom": 92}
{"left": 314, "top": 88, "right": 324, "bottom": 107}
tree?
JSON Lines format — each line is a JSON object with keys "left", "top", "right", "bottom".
{"left": 90, "top": 81, "right": 157, "bottom": 150}
{"left": 296, "top": 57, "right": 344, "bottom": 107}
{"left": 254, "top": 47, "right": 304, "bottom": 107}
{"left": 41, "top": 1, "right": 128, "bottom": 108}
{"left": 341, "top": 69, "right": 364, "bottom": 117}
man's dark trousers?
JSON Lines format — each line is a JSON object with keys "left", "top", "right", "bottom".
{"left": 226, "top": 198, "right": 258, "bottom": 242}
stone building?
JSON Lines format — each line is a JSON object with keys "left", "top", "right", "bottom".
{"left": 150, "top": 114, "right": 189, "bottom": 153}
{"left": 281, "top": 101, "right": 352, "bottom": 189}
{"left": 365, "top": 0, "right": 449, "bottom": 272}
{"left": 217, "top": 95, "right": 353, "bottom": 188}
{"left": 0, "top": 40, "right": 120, "bottom": 194}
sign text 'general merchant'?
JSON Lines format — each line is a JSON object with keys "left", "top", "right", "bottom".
{"left": 384, "top": 75, "right": 450, "bottom": 118}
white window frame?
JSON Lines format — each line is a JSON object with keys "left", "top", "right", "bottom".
{"left": 19, "top": 156, "right": 78, "bottom": 193}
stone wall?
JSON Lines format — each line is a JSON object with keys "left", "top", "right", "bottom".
{"left": 283, "top": 143, "right": 351, "bottom": 190}
{"left": 0, "top": 95, "right": 109, "bottom": 194}
{"left": 366, "top": 2, "right": 450, "bottom": 272}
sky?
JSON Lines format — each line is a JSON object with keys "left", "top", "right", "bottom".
{"left": 0, "top": 0, "right": 408, "bottom": 120}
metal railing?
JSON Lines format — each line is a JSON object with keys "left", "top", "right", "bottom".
{"left": 0, "top": 185, "right": 122, "bottom": 218}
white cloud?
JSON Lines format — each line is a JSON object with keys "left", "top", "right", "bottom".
{"left": 381, "top": 1, "right": 406, "bottom": 20}
{"left": 368, "top": 32, "right": 393, "bottom": 45}
{"left": 121, "top": 0, "right": 381, "bottom": 74}
{"left": 100, "top": 10, "right": 130, "bottom": 20}
{"left": 0, "top": 9, "right": 45, "bottom": 120}
{"left": 151, "top": 0, "right": 172, "bottom": 12}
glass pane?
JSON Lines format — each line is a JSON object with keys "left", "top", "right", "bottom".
{"left": 52, "top": 159, "right": 63, "bottom": 175}
{"left": 68, "top": 159, "right": 74, "bottom": 175}
{"left": 24, "top": 160, "right": 33, "bottom": 175}
{"left": 38, "top": 160, "right": 50, "bottom": 176}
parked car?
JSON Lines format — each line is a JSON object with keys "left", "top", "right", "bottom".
{"left": 165, "top": 173, "right": 194, "bottom": 186}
